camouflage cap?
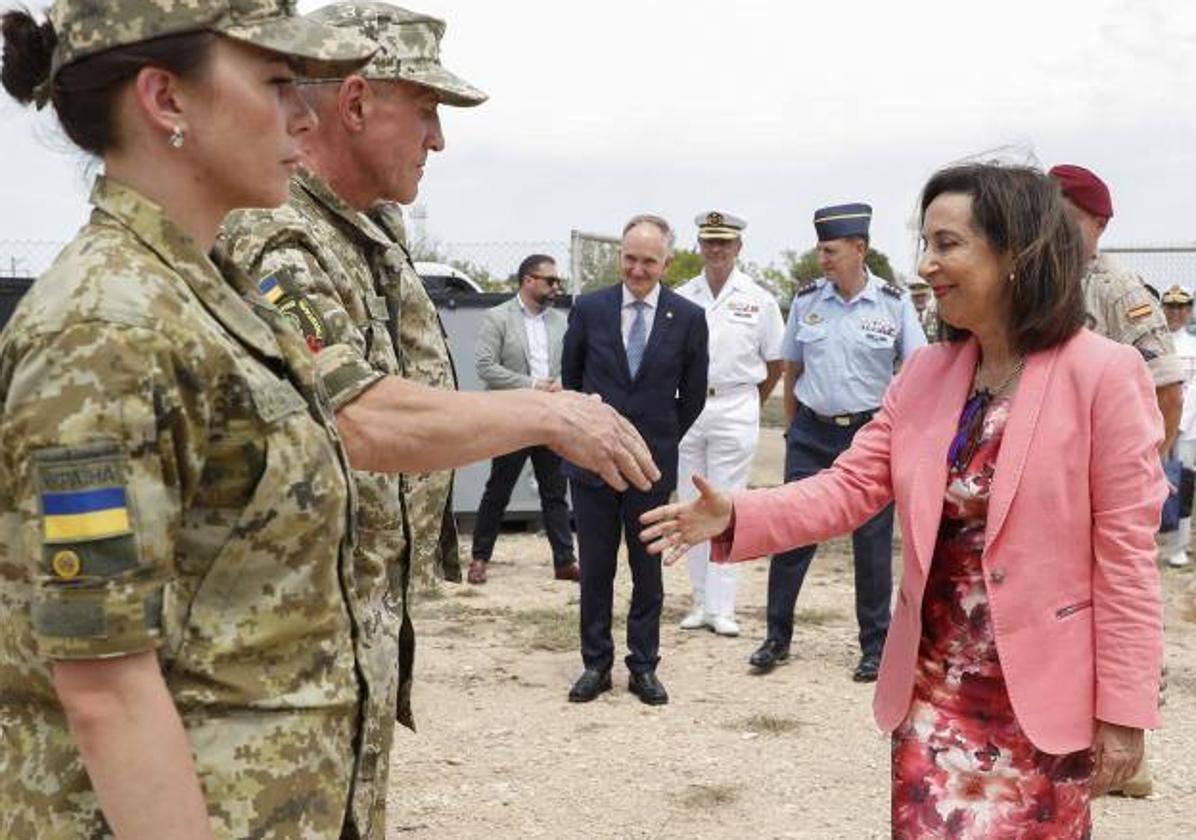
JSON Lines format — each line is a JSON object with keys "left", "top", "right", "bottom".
{"left": 48, "top": 0, "right": 377, "bottom": 81}
{"left": 306, "top": 1, "right": 487, "bottom": 107}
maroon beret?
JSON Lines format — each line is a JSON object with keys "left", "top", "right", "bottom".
{"left": 1049, "top": 164, "right": 1113, "bottom": 219}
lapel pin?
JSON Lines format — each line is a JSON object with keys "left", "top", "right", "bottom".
{"left": 666, "top": 311, "right": 674, "bottom": 319}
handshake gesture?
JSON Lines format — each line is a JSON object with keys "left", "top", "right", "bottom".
{"left": 639, "top": 474, "right": 734, "bottom": 565}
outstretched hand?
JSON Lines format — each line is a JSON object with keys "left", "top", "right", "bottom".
{"left": 639, "top": 474, "right": 734, "bottom": 565}
{"left": 548, "top": 392, "right": 660, "bottom": 492}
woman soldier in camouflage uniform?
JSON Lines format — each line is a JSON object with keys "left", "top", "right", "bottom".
{"left": 0, "top": 2, "right": 377, "bottom": 838}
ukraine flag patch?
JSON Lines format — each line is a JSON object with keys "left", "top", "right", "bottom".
{"left": 34, "top": 441, "right": 134, "bottom": 548}
{"left": 42, "top": 486, "right": 131, "bottom": 542}
{"left": 258, "top": 273, "right": 285, "bottom": 304}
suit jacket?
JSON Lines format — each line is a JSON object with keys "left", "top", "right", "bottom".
{"left": 561, "top": 283, "right": 708, "bottom": 492}
{"left": 475, "top": 294, "right": 567, "bottom": 390}
{"left": 722, "top": 329, "right": 1165, "bottom": 753}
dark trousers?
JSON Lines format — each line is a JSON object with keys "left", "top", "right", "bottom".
{"left": 571, "top": 480, "right": 670, "bottom": 675}
{"left": 471, "top": 446, "right": 575, "bottom": 567}
{"left": 765, "top": 408, "right": 894, "bottom": 657}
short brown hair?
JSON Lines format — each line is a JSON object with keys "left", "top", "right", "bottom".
{"left": 920, "top": 162, "right": 1086, "bottom": 354}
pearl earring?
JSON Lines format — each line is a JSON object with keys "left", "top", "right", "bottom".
{"left": 169, "top": 126, "right": 185, "bottom": 149}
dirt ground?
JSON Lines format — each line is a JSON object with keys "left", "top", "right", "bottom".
{"left": 386, "top": 426, "right": 1196, "bottom": 839}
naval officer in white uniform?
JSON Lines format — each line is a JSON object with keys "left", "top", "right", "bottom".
{"left": 675, "top": 211, "right": 785, "bottom": 636}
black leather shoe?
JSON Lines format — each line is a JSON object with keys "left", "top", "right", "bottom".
{"left": 568, "top": 669, "right": 611, "bottom": 703}
{"left": 628, "top": 671, "right": 669, "bottom": 705}
{"left": 853, "top": 653, "right": 880, "bottom": 683}
{"left": 748, "top": 639, "right": 790, "bottom": 672}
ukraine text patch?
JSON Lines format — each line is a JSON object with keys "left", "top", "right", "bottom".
{"left": 34, "top": 442, "right": 134, "bottom": 545}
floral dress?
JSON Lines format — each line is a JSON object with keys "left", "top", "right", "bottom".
{"left": 891, "top": 396, "right": 1095, "bottom": 839}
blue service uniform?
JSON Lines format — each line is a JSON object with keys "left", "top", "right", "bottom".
{"left": 767, "top": 271, "right": 926, "bottom": 659}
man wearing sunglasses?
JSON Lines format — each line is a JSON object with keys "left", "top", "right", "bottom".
{"left": 471, "top": 256, "right": 579, "bottom": 584}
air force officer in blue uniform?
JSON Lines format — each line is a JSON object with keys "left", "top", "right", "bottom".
{"left": 750, "top": 203, "right": 925, "bottom": 682}
{"left": 562, "top": 214, "right": 708, "bottom": 705}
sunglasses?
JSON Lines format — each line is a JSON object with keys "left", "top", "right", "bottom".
{"left": 528, "top": 273, "right": 563, "bottom": 287}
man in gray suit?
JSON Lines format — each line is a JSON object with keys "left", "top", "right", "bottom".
{"left": 470, "top": 255, "right": 579, "bottom": 584}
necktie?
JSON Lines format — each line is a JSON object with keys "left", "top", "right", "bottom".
{"left": 627, "top": 300, "right": 647, "bottom": 378}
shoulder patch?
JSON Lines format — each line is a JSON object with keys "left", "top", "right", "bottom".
{"left": 256, "top": 268, "right": 328, "bottom": 344}
{"left": 32, "top": 441, "right": 140, "bottom": 581}
{"left": 795, "top": 281, "right": 818, "bottom": 297}
{"left": 1127, "top": 303, "right": 1154, "bottom": 322}
{"left": 881, "top": 283, "right": 905, "bottom": 299}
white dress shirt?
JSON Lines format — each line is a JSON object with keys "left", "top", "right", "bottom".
{"left": 518, "top": 293, "right": 550, "bottom": 382}
{"left": 621, "top": 283, "right": 661, "bottom": 348}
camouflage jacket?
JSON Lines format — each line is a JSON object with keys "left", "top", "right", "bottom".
{"left": 0, "top": 177, "right": 359, "bottom": 840}
{"left": 1083, "top": 252, "right": 1183, "bottom": 387}
{"left": 916, "top": 304, "right": 940, "bottom": 344}
{"left": 367, "top": 202, "right": 461, "bottom": 586}
{"left": 219, "top": 169, "right": 412, "bottom": 840}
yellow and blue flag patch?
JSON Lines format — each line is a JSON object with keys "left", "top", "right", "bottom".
{"left": 42, "top": 486, "right": 131, "bottom": 542}
{"left": 258, "top": 273, "right": 284, "bottom": 304}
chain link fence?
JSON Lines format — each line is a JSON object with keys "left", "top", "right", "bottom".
{"left": 0, "top": 241, "right": 62, "bottom": 278}
{"left": 1103, "top": 246, "right": 1196, "bottom": 292}
{"left": 5, "top": 239, "right": 1194, "bottom": 295}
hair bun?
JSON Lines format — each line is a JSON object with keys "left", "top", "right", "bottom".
{"left": 2, "top": 10, "right": 56, "bottom": 106}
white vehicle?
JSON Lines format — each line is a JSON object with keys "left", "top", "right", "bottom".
{"left": 414, "top": 261, "right": 484, "bottom": 295}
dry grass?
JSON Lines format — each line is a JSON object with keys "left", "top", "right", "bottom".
{"left": 660, "top": 602, "right": 691, "bottom": 624}
{"left": 512, "top": 607, "right": 577, "bottom": 652}
{"left": 738, "top": 712, "right": 803, "bottom": 736}
{"left": 796, "top": 606, "right": 846, "bottom": 626}
{"left": 455, "top": 586, "right": 484, "bottom": 599}
{"left": 674, "top": 783, "right": 742, "bottom": 810}
{"left": 1181, "top": 581, "right": 1196, "bottom": 623}
{"left": 760, "top": 394, "right": 787, "bottom": 429}
{"left": 413, "top": 579, "right": 446, "bottom": 603}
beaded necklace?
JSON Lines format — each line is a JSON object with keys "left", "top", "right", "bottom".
{"left": 947, "top": 357, "right": 1025, "bottom": 470}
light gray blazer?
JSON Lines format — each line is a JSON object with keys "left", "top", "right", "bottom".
{"left": 475, "top": 294, "right": 567, "bottom": 390}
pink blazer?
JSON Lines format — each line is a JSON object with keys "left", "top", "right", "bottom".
{"left": 724, "top": 330, "right": 1165, "bottom": 754}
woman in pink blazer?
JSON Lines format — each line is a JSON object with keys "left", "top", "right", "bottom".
{"left": 642, "top": 163, "right": 1165, "bottom": 839}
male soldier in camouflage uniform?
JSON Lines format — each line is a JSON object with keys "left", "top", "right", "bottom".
{"left": 1051, "top": 164, "right": 1183, "bottom": 453}
{"left": 218, "top": 8, "right": 482, "bottom": 834}
{"left": 219, "top": 4, "right": 658, "bottom": 837}
{"left": 368, "top": 201, "right": 462, "bottom": 586}
{"left": 907, "top": 276, "right": 939, "bottom": 342}
{"left": 1050, "top": 163, "right": 1182, "bottom": 800}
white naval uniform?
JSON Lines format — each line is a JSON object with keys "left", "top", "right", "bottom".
{"left": 676, "top": 268, "right": 785, "bottom": 619}
{"left": 1164, "top": 327, "right": 1196, "bottom": 558}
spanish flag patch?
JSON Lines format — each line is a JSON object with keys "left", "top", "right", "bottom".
{"left": 1126, "top": 303, "right": 1153, "bottom": 321}
{"left": 42, "top": 486, "right": 131, "bottom": 542}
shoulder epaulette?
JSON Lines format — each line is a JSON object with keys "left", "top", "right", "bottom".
{"left": 881, "top": 282, "right": 905, "bottom": 299}
{"left": 795, "top": 280, "right": 818, "bottom": 297}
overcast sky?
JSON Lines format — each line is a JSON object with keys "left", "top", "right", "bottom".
{"left": 2, "top": 0, "right": 1194, "bottom": 278}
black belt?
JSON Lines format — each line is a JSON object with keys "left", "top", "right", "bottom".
{"left": 800, "top": 405, "right": 877, "bottom": 427}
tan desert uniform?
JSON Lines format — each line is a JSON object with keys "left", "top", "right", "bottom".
{"left": 368, "top": 202, "right": 462, "bottom": 586}
{"left": 1083, "top": 252, "right": 1183, "bottom": 387}
{"left": 0, "top": 179, "right": 362, "bottom": 839}
{"left": 219, "top": 168, "right": 412, "bottom": 839}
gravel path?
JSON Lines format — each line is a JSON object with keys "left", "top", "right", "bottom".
{"left": 386, "top": 427, "right": 1196, "bottom": 839}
